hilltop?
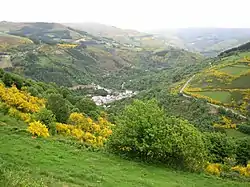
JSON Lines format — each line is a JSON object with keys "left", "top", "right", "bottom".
{"left": 151, "top": 28, "right": 250, "bottom": 56}
{"left": 64, "top": 22, "right": 172, "bottom": 49}
{"left": 0, "top": 21, "right": 203, "bottom": 88}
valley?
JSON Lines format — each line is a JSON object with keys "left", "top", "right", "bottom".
{"left": 1, "top": 20, "right": 250, "bottom": 186}
{"left": 70, "top": 83, "right": 138, "bottom": 105}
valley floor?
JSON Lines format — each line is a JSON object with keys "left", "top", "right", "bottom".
{"left": 0, "top": 115, "right": 249, "bottom": 187}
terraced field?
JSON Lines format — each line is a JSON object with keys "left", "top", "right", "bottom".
{"left": 0, "top": 32, "right": 33, "bottom": 47}
{"left": 184, "top": 52, "right": 250, "bottom": 115}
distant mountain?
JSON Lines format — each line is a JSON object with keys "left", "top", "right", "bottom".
{"left": 0, "top": 21, "right": 202, "bottom": 89}
{"left": 151, "top": 28, "right": 250, "bottom": 56}
{"left": 64, "top": 22, "right": 173, "bottom": 49}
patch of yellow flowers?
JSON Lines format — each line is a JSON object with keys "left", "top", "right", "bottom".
{"left": 206, "top": 163, "right": 250, "bottom": 178}
{"left": 56, "top": 112, "right": 114, "bottom": 147}
{"left": 213, "top": 116, "right": 237, "bottom": 129}
{"left": 0, "top": 84, "right": 45, "bottom": 113}
{"left": 232, "top": 164, "right": 250, "bottom": 177}
{"left": 28, "top": 121, "right": 50, "bottom": 138}
{"left": 205, "top": 163, "right": 222, "bottom": 176}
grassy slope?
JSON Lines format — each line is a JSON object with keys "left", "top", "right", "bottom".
{"left": 219, "top": 65, "right": 250, "bottom": 76}
{"left": 186, "top": 51, "right": 250, "bottom": 114}
{"left": 0, "top": 114, "right": 248, "bottom": 187}
{"left": 192, "top": 91, "right": 232, "bottom": 103}
{"left": 0, "top": 32, "right": 33, "bottom": 44}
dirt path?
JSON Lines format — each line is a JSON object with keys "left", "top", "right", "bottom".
{"left": 180, "top": 75, "right": 247, "bottom": 119}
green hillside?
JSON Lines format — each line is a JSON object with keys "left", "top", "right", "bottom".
{"left": 64, "top": 22, "right": 172, "bottom": 49}
{"left": 0, "top": 116, "right": 247, "bottom": 187}
{"left": 184, "top": 50, "right": 250, "bottom": 116}
{"left": 0, "top": 21, "right": 203, "bottom": 88}
{"left": 1, "top": 22, "right": 250, "bottom": 186}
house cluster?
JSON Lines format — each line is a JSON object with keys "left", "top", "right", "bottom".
{"left": 92, "top": 90, "right": 138, "bottom": 106}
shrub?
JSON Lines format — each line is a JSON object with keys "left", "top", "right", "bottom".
{"left": 0, "top": 84, "right": 45, "bottom": 113}
{"left": 56, "top": 114, "right": 113, "bottom": 147}
{"left": 67, "top": 112, "right": 91, "bottom": 131}
{"left": 204, "top": 132, "right": 236, "bottom": 163}
{"left": 8, "top": 108, "right": 31, "bottom": 123}
{"left": 33, "top": 108, "right": 56, "bottom": 126}
{"left": 0, "top": 102, "right": 9, "bottom": 114}
{"left": 232, "top": 164, "right": 250, "bottom": 177}
{"left": 27, "top": 121, "right": 50, "bottom": 137}
{"left": 75, "top": 98, "right": 99, "bottom": 119}
{"left": 205, "top": 163, "right": 222, "bottom": 176}
{"left": 108, "top": 99, "right": 207, "bottom": 171}
{"left": 236, "top": 138, "right": 250, "bottom": 166}
{"left": 237, "top": 124, "right": 250, "bottom": 135}
{"left": 46, "top": 94, "right": 70, "bottom": 123}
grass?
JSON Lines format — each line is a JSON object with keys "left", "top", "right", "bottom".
{"left": 219, "top": 65, "right": 250, "bottom": 76}
{"left": 192, "top": 91, "right": 232, "bottom": 103}
{"left": 225, "top": 129, "right": 249, "bottom": 138}
{"left": 229, "top": 74, "right": 250, "bottom": 89}
{"left": 187, "top": 51, "right": 250, "bottom": 113}
{"left": 0, "top": 114, "right": 248, "bottom": 187}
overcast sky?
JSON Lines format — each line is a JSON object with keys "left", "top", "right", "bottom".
{"left": 1, "top": 0, "right": 250, "bottom": 31}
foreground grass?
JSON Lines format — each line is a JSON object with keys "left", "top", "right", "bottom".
{"left": 0, "top": 115, "right": 249, "bottom": 187}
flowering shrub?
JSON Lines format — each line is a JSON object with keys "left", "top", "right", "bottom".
{"left": 213, "top": 116, "right": 236, "bottom": 129}
{"left": 68, "top": 112, "right": 91, "bottom": 131}
{"left": 232, "top": 164, "right": 250, "bottom": 177}
{"left": 205, "top": 163, "right": 222, "bottom": 176}
{"left": 56, "top": 113, "right": 113, "bottom": 147}
{"left": 8, "top": 107, "right": 31, "bottom": 123}
{"left": 57, "top": 43, "right": 78, "bottom": 48}
{"left": 27, "top": 121, "right": 50, "bottom": 137}
{"left": 0, "top": 83, "right": 45, "bottom": 113}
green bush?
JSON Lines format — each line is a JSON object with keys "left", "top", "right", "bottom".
{"left": 75, "top": 98, "right": 99, "bottom": 119}
{"left": 33, "top": 108, "right": 56, "bottom": 126}
{"left": 204, "top": 132, "right": 236, "bottom": 163}
{"left": 0, "top": 102, "right": 9, "bottom": 115}
{"left": 235, "top": 138, "right": 250, "bottom": 166}
{"left": 108, "top": 99, "right": 207, "bottom": 171}
{"left": 46, "top": 94, "right": 70, "bottom": 123}
{"left": 237, "top": 124, "right": 250, "bottom": 135}
{"left": 26, "top": 87, "right": 39, "bottom": 97}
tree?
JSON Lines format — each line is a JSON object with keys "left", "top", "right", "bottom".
{"left": 204, "top": 132, "right": 236, "bottom": 163}
{"left": 33, "top": 108, "right": 56, "bottom": 126}
{"left": 2, "top": 73, "right": 23, "bottom": 89}
{"left": 236, "top": 138, "right": 250, "bottom": 166}
{"left": 0, "top": 68, "right": 4, "bottom": 79}
{"left": 2, "top": 73, "right": 13, "bottom": 87}
{"left": 108, "top": 99, "right": 207, "bottom": 171}
{"left": 46, "top": 94, "right": 70, "bottom": 123}
{"left": 75, "top": 98, "right": 99, "bottom": 119}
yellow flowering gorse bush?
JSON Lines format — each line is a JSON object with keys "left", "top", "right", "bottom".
{"left": 56, "top": 112, "right": 113, "bottom": 147}
{"left": 232, "top": 164, "right": 250, "bottom": 177}
{"left": 27, "top": 121, "right": 50, "bottom": 138}
{"left": 0, "top": 84, "right": 45, "bottom": 113}
{"left": 205, "top": 163, "right": 222, "bottom": 176}
{"left": 8, "top": 107, "right": 31, "bottom": 123}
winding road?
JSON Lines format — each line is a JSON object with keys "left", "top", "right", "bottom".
{"left": 179, "top": 75, "right": 247, "bottom": 119}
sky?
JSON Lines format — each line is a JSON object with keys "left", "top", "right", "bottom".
{"left": 1, "top": 0, "right": 250, "bottom": 31}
